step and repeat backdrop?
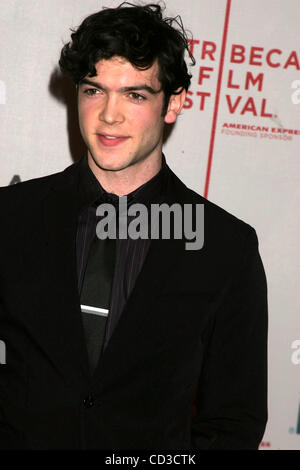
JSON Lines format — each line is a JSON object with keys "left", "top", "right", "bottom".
{"left": 1, "top": 0, "right": 299, "bottom": 450}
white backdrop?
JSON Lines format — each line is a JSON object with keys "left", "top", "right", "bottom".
{"left": 1, "top": 0, "right": 299, "bottom": 450}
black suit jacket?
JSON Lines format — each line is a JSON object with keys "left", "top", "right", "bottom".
{"left": 0, "top": 158, "right": 268, "bottom": 450}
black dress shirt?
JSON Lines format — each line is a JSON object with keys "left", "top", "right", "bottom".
{"left": 76, "top": 155, "right": 169, "bottom": 353}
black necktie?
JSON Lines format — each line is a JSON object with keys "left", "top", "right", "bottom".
{"left": 80, "top": 198, "right": 117, "bottom": 374}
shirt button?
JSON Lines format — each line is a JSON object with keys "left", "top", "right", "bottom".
{"left": 83, "top": 394, "right": 95, "bottom": 408}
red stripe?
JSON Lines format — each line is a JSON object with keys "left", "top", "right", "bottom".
{"left": 204, "top": 0, "right": 232, "bottom": 198}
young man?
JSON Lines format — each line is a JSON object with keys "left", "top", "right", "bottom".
{"left": 0, "top": 3, "right": 268, "bottom": 450}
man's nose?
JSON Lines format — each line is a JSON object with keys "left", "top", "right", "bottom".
{"left": 99, "top": 94, "right": 123, "bottom": 125}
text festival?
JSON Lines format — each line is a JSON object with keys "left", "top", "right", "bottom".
{"left": 185, "top": 40, "right": 300, "bottom": 116}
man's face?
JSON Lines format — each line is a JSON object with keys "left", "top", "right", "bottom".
{"left": 77, "top": 56, "right": 179, "bottom": 176}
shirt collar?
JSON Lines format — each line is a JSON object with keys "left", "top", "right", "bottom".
{"left": 77, "top": 154, "right": 169, "bottom": 212}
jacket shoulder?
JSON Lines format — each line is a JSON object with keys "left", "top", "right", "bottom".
{"left": 0, "top": 161, "right": 79, "bottom": 215}
{"left": 170, "top": 168, "right": 256, "bottom": 242}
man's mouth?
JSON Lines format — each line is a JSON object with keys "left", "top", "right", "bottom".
{"left": 97, "top": 134, "right": 130, "bottom": 147}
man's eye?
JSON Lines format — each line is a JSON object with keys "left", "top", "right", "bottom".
{"left": 83, "top": 88, "right": 99, "bottom": 96}
{"left": 128, "top": 92, "right": 146, "bottom": 102}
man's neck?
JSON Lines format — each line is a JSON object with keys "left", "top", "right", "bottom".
{"left": 87, "top": 154, "right": 163, "bottom": 196}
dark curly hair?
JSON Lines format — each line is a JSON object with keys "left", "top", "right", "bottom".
{"left": 59, "top": 2, "right": 195, "bottom": 114}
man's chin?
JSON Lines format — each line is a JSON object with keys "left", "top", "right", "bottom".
{"left": 88, "top": 155, "right": 132, "bottom": 173}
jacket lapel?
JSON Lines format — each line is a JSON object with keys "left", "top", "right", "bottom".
{"left": 40, "top": 162, "right": 91, "bottom": 382}
{"left": 36, "top": 161, "right": 196, "bottom": 386}
{"left": 90, "top": 167, "right": 190, "bottom": 387}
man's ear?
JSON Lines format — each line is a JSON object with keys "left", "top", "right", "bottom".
{"left": 164, "top": 88, "right": 186, "bottom": 124}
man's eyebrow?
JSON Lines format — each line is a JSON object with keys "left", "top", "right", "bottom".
{"left": 79, "top": 78, "right": 161, "bottom": 95}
